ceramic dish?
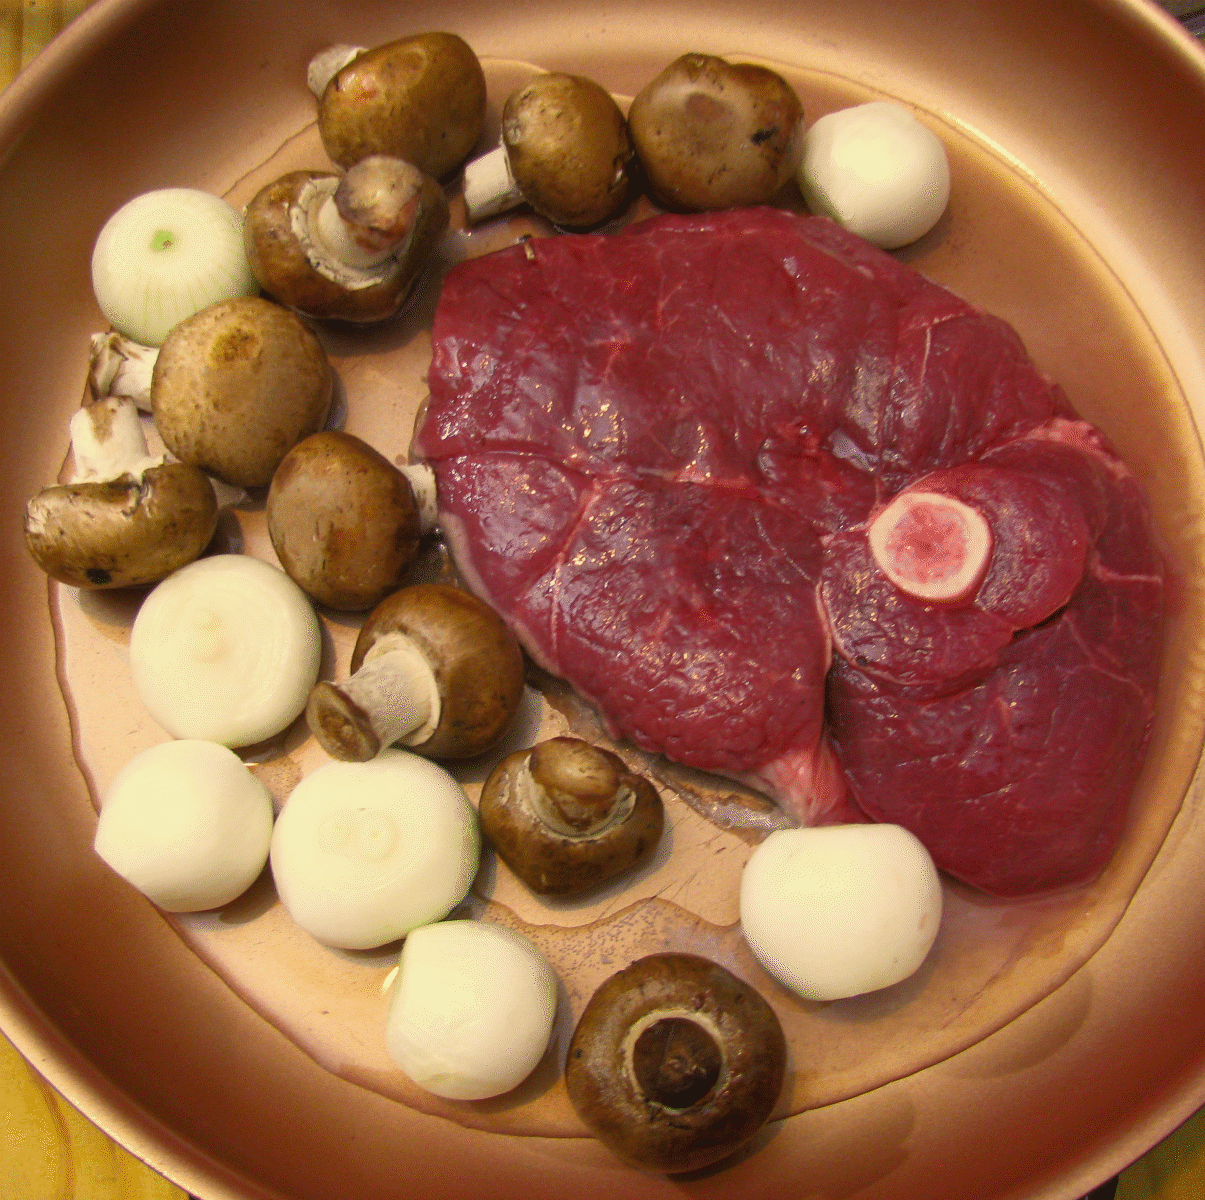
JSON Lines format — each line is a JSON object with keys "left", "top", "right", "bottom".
{"left": 1, "top": 1, "right": 1204, "bottom": 1198}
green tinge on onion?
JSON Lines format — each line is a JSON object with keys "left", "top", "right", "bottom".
{"left": 91, "top": 188, "right": 259, "bottom": 346}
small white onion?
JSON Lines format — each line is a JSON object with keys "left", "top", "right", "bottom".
{"left": 740, "top": 824, "right": 942, "bottom": 1001}
{"left": 91, "top": 188, "right": 259, "bottom": 346}
{"left": 94, "top": 740, "right": 274, "bottom": 912}
{"left": 130, "top": 554, "right": 321, "bottom": 747}
{"left": 798, "top": 101, "right": 951, "bottom": 249}
{"left": 269, "top": 750, "right": 480, "bottom": 950}
{"left": 386, "top": 920, "right": 557, "bottom": 1100}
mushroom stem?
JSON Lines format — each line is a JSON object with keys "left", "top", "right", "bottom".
{"left": 88, "top": 332, "right": 158, "bottom": 412}
{"left": 309, "top": 156, "right": 428, "bottom": 270}
{"left": 307, "top": 633, "right": 442, "bottom": 762}
{"left": 399, "top": 463, "right": 438, "bottom": 534}
{"left": 69, "top": 396, "right": 163, "bottom": 482}
{"left": 462, "top": 144, "right": 523, "bottom": 224}
{"left": 307, "top": 43, "right": 364, "bottom": 97}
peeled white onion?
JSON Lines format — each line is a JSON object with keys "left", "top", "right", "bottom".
{"left": 269, "top": 750, "right": 480, "bottom": 949}
{"left": 94, "top": 739, "right": 274, "bottom": 912}
{"left": 385, "top": 920, "right": 557, "bottom": 1100}
{"left": 91, "top": 188, "right": 259, "bottom": 346}
{"left": 129, "top": 554, "right": 321, "bottom": 747}
{"left": 739, "top": 824, "right": 942, "bottom": 1001}
{"left": 798, "top": 101, "right": 951, "bottom": 249}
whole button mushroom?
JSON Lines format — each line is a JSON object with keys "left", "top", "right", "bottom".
{"left": 24, "top": 396, "right": 218, "bottom": 589}
{"left": 628, "top": 53, "right": 804, "bottom": 212}
{"left": 479, "top": 737, "right": 663, "bottom": 895}
{"left": 306, "top": 583, "right": 525, "bottom": 762}
{"left": 310, "top": 32, "right": 487, "bottom": 180}
{"left": 243, "top": 156, "right": 449, "bottom": 324}
{"left": 463, "top": 73, "right": 634, "bottom": 228}
{"left": 151, "top": 296, "right": 334, "bottom": 489}
{"left": 267, "top": 431, "right": 434, "bottom": 611}
{"left": 565, "top": 953, "right": 787, "bottom": 1173}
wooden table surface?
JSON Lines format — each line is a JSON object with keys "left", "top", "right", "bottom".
{"left": 2, "top": 2, "right": 1203, "bottom": 1198}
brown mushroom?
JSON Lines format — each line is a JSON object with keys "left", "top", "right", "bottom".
{"left": 151, "top": 296, "right": 333, "bottom": 489}
{"left": 627, "top": 53, "right": 804, "bottom": 211}
{"left": 479, "top": 737, "right": 663, "bottom": 895}
{"left": 267, "top": 431, "right": 428, "bottom": 611}
{"left": 306, "top": 583, "right": 524, "bottom": 761}
{"left": 24, "top": 395, "right": 218, "bottom": 590}
{"left": 463, "top": 73, "right": 633, "bottom": 227}
{"left": 311, "top": 33, "right": 486, "bottom": 180}
{"left": 565, "top": 953, "right": 787, "bottom": 1173}
{"left": 243, "top": 156, "right": 449, "bottom": 323}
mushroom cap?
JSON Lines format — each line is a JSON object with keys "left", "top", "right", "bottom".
{"left": 317, "top": 32, "right": 486, "bottom": 178}
{"left": 151, "top": 296, "right": 333, "bottom": 488}
{"left": 347, "top": 583, "right": 525, "bottom": 759}
{"left": 24, "top": 462, "right": 218, "bottom": 589}
{"left": 243, "top": 166, "right": 449, "bottom": 323}
{"left": 502, "top": 73, "right": 633, "bottom": 228}
{"left": 479, "top": 738, "right": 663, "bottom": 895}
{"left": 627, "top": 53, "right": 804, "bottom": 211}
{"left": 267, "top": 431, "right": 422, "bottom": 611}
{"left": 565, "top": 952, "right": 787, "bottom": 1173}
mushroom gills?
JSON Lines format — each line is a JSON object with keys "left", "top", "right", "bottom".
{"left": 479, "top": 737, "right": 664, "bottom": 897}
{"left": 564, "top": 952, "right": 786, "bottom": 1174}
{"left": 625, "top": 1011, "right": 725, "bottom": 1110}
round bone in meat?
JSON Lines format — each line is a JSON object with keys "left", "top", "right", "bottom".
{"left": 867, "top": 490, "right": 993, "bottom": 605}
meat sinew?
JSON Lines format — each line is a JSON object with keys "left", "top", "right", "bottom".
{"left": 414, "top": 207, "right": 1164, "bottom": 898}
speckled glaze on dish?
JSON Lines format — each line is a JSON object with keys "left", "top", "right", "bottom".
{"left": 2, "top": 2, "right": 1205, "bottom": 1199}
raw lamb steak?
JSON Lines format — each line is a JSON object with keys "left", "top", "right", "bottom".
{"left": 414, "top": 207, "right": 1163, "bottom": 897}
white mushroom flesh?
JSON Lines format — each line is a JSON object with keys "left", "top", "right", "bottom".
{"left": 69, "top": 395, "right": 163, "bottom": 483}
{"left": 385, "top": 920, "right": 557, "bottom": 1100}
{"left": 739, "top": 824, "right": 943, "bottom": 1001}
{"left": 129, "top": 554, "right": 322, "bottom": 747}
{"left": 88, "top": 332, "right": 159, "bottom": 412}
{"left": 306, "top": 43, "right": 365, "bottom": 97}
{"left": 268, "top": 749, "right": 480, "bottom": 949}
{"left": 462, "top": 143, "right": 524, "bottom": 224}
{"left": 314, "top": 192, "right": 398, "bottom": 270}
{"left": 798, "top": 101, "right": 951, "bottom": 249}
{"left": 93, "top": 739, "right": 274, "bottom": 912}
{"left": 399, "top": 463, "right": 439, "bottom": 535}
{"left": 90, "top": 188, "right": 258, "bottom": 346}
{"left": 867, "top": 489, "right": 992, "bottom": 604}
{"left": 341, "top": 631, "right": 443, "bottom": 750}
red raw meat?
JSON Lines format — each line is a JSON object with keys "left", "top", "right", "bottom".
{"left": 414, "top": 207, "right": 1163, "bottom": 896}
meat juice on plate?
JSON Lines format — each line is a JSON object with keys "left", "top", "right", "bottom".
{"left": 49, "top": 52, "right": 1194, "bottom": 1139}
